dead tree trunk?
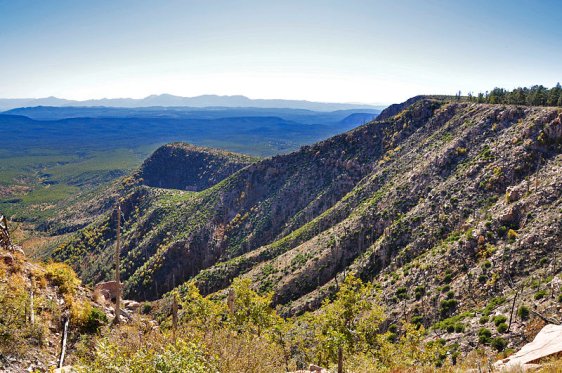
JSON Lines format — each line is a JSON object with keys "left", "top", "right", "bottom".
{"left": 113, "top": 203, "right": 122, "bottom": 325}
{"left": 227, "top": 288, "right": 235, "bottom": 314}
{"left": 29, "top": 275, "right": 35, "bottom": 325}
{"left": 508, "top": 286, "right": 521, "bottom": 332}
{"left": 337, "top": 346, "right": 343, "bottom": 373}
{"left": 58, "top": 314, "right": 69, "bottom": 368}
{"left": 172, "top": 293, "right": 178, "bottom": 344}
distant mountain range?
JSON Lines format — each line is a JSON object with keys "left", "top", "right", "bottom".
{"left": 0, "top": 94, "right": 384, "bottom": 112}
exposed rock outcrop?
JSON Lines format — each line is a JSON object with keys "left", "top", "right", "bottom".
{"left": 495, "top": 324, "right": 562, "bottom": 371}
{"left": 138, "top": 142, "right": 255, "bottom": 191}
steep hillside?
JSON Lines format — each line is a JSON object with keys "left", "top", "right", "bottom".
{"left": 0, "top": 247, "right": 109, "bottom": 371}
{"left": 37, "top": 143, "right": 255, "bottom": 237}
{"left": 51, "top": 98, "right": 561, "bottom": 353}
{"left": 138, "top": 143, "right": 255, "bottom": 191}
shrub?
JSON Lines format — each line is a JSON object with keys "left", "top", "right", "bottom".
{"left": 71, "top": 299, "right": 107, "bottom": 333}
{"left": 456, "top": 147, "right": 467, "bottom": 155}
{"left": 507, "top": 229, "right": 518, "bottom": 241}
{"left": 491, "top": 337, "right": 507, "bottom": 351}
{"left": 493, "top": 315, "right": 508, "bottom": 326}
{"left": 396, "top": 287, "right": 408, "bottom": 299}
{"left": 479, "top": 316, "right": 489, "bottom": 324}
{"left": 45, "top": 262, "right": 80, "bottom": 295}
{"left": 82, "top": 307, "right": 108, "bottom": 333}
{"left": 141, "top": 302, "right": 153, "bottom": 314}
{"left": 86, "top": 338, "right": 218, "bottom": 372}
{"left": 558, "top": 294, "right": 562, "bottom": 303}
{"left": 482, "top": 296, "right": 506, "bottom": 316}
{"left": 411, "top": 315, "right": 424, "bottom": 326}
{"left": 497, "top": 323, "right": 508, "bottom": 333}
{"left": 478, "top": 328, "right": 492, "bottom": 344}
{"left": 414, "top": 286, "right": 425, "bottom": 300}
{"left": 440, "top": 285, "right": 450, "bottom": 293}
{"left": 517, "top": 305, "right": 530, "bottom": 320}
{"left": 440, "top": 299, "right": 458, "bottom": 318}
{"left": 534, "top": 290, "right": 547, "bottom": 300}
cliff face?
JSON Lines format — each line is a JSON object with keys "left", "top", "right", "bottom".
{"left": 53, "top": 98, "right": 561, "bottom": 350}
{"left": 138, "top": 143, "right": 255, "bottom": 191}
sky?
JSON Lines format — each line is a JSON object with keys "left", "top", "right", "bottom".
{"left": 0, "top": 0, "right": 561, "bottom": 105}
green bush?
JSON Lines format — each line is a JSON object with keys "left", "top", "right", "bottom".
{"left": 517, "top": 305, "right": 530, "bottom": 320}
{"left": 396, "top": 287, "right": 408, "bottom": 299}
{"left": 482, "top": 297, "right": 506, "bottom": 316}
{"left": 507, "top": 229, "right": 518, "bottom": 241}
{"left": 45, "top": 262, "right": 81, "bottom": 295}
{"left": 478, "top": 328, "right": 492, "bottom": 344}
{"left": 534, "top": 290, "right": 547, "bottom": 300}
{"left": 479, "top": 316, "right": 489, "bottom": 324}
{"left": 454, "top": 323, "right": 465, "bottom": 333}
{"left": 498, "top": 226, "right": 507, "bottom": 236}
{"left": 141, "top": 302, "right": 153, "bottom": 314}
{"left": 83, "top": 307, "right": 108, "bottom": 333}
{"left": 440, "top": 299, "right": 458, "bottom": 317}
{"left": 414, "top": 286, "right": 425, "bottom": 300}
{"left": 493, "top": 315, "right": 507, "bottom": 326}
{"left": 411, "top": 315, "right": 424, "bottom": 326}
{"left": 86, "top": 338, "right": 217, "bottom": 372}
{"left": 491, "top": 337, "right": 507, "bottom": 351}
{"left": 497, "top": 323, "right": 508, "bottom": 333}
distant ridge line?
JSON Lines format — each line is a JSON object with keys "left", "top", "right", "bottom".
{"left": 0, "top": 94, "right": 385, "bottom": 112}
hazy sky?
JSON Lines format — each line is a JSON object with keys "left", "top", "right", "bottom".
{"left": 1, "top": 0, "right": 561, "bottom": 104}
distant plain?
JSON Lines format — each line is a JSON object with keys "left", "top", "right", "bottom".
{"left": 0, "top": 106, "right": 379, "bottom": 222}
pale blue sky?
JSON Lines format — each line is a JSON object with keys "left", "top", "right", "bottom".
{"left": 0, "top": 0, "right": 560, "bottom": 104}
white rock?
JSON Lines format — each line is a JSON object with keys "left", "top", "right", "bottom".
{"left": 494, "top": 324, "right": 562, "bottom": 371}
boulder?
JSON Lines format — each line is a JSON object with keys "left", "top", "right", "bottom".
{"left": 506, "top": 186, "right": 523, "bottom": 203}
{"left": 123, "top": 299, "right": 141, "bottom": 312}
{"left": 494, "top": 324, "right": 562, "bottom": 371}
{"left": 94, "top": 281, "right": 122, "bottom": 302}
{"left": 308, "top": 364, "right": 329, "bottom": 373}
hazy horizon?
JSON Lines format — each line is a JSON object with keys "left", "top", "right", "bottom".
{"left": 0, "top": 92, "right": 385, "bottom": 106}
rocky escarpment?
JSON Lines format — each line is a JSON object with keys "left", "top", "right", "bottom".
{"left": 138, "top": 142, "right": 255, "bottom": 191}
{"left": 52, "top": 98, "right": 561, "bottom": 355}
{"left": 38, "top": 143, "right": 255, "bottom": 236}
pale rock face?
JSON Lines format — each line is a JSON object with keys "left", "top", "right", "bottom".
{"left": 94, "top": 280, "right": 122, "bottom": 302}
{"left": 495, "top": 324, "right": 562, "bottom": 371}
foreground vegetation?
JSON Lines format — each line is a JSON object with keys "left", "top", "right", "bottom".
{"left": 2, "top": 245, "right": 561, "bottom": 371}
{"left": 79, "top": 276, "right": 498, "bottom": 372}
